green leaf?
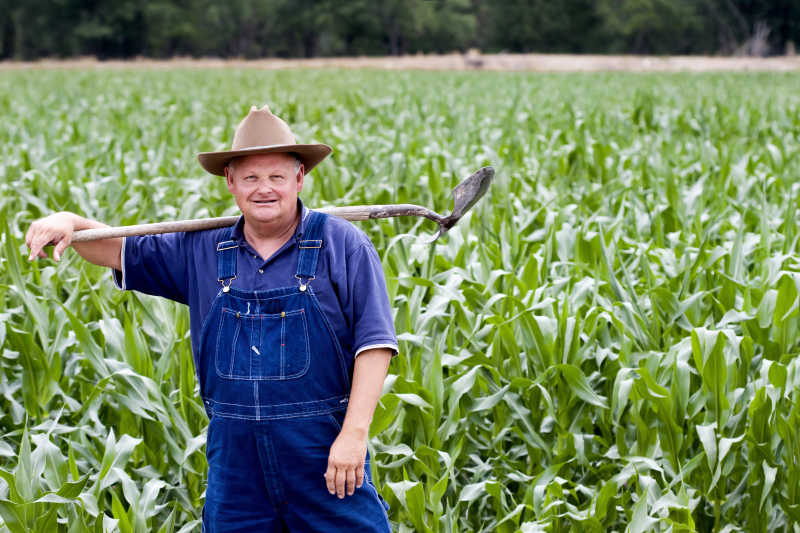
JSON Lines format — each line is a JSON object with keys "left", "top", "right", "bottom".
{"left": 470, "top": 385, "right": 509, "bottom": 412}
{"left": 459, "top": 481, "right": 486, "bottom": 503}
{"left": 370, "top": 394, "right": 401, "bottom": 437}
{"left": 627, "top": 487, "right": 657, "bottom": 533}
{"left": 56, "top": 474, "right": 90, "bottom": 499}
{"left": 768, "top": 362, "right": 787, "bottom": 390}
{"left": 760, "top": 461, "right": 777, "bottom": 511}
{"left": 594, "top": 480, "right": 617, "bottom": 521}
{"left": 111, "top": 490, "right": 134, "bottom": 533}
{"left": 0, "top": 500, "right": 27, "bottom": 533}
{"left": 393, "top": 393, "right": 432, "bottom": 410}
{"left": 765, "top": 143, "right": 783, "bottom": 170}
{"left": 556, "top": 364, "right": 608, "bottom": 408}
{"left": 696, "top": 423, "right": 717, "bottom": 473}
{"left": 14, "top": 426, "right": 34, "bottom": 502}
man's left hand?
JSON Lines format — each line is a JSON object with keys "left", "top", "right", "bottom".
{"left": 324, "top": 428, "right": 367, "bottom": 498}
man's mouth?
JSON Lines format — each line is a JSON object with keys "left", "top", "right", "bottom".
{"left": 252, "top": 199, "right": 277, "bottom": 205}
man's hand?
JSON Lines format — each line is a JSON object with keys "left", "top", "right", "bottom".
{"left": 324, "top": 427, "right": 367, "bottom": 498}
{"left": 26, "top": 212, "right": 76, "bottom": 261}
{"left": 25, "top": 212, "right": 122, "bottom": 270}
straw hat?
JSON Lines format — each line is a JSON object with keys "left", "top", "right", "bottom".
{"left": 198, "top": 105, "right": 332, "bottom": 176}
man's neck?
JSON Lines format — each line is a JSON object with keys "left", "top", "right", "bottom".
{"left": 242, "top": 207, "right": 301, "bottom": 260}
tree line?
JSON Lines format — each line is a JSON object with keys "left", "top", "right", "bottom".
{"left": 2, "top": 0, "right": 798, "bottom": 60}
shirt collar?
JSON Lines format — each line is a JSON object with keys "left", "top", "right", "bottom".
{"left": 229, "top": 198, "right": 309, "bottom": 243}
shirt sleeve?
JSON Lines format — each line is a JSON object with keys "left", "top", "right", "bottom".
{"left": 111, "top": 232, "right": 191, "bottom": 305}
{"left": 345, "top": 242, "right": 398, "bottom": 358}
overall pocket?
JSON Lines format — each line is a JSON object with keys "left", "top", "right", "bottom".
{"left": 215, "top": 307, "right": 310, "bottom": 380}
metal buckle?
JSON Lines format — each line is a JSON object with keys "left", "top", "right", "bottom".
{"left": 299, "top": 240, "right": 322, "bottom": 249}
{"left": 219, "top": 277, "right": 236, "bottom": 292}
{"left": 295, "top": 275, "right": 315, "bottom": 292}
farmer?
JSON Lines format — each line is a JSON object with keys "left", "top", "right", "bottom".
{"left": 25, "top": 106, "right": 397, "bottom": 532}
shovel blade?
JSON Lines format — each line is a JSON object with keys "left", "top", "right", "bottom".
{"left": 450, "top": 166, "right": 494, "bottom": 222}
{"left": 428, "top": 166, "right": 494, "bottom": 242}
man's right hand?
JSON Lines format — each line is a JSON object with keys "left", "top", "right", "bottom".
{"left": 26, "top": 212, "right": 76, "bottom": 262}
{"left": 24, "top": 212, "right": 122, "bottom": 270}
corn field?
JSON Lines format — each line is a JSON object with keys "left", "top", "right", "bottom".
{"left": 1, "top": 68, "right": 800, "bottom": 532}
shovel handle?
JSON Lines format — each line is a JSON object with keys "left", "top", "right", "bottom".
{"left": 71, "top": 204, "right": 443, "bottom": 243}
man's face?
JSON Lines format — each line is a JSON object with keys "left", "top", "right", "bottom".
{"left": 225, "top": 153, "right": 304, "bottom": 229}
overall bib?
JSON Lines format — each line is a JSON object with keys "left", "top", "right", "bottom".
{"left": 197, "top": 212, "right": 391, "bottom": 532}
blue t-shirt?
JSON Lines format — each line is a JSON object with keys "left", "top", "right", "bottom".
{"left": 113, "top": 201, "right": 398, "bottom": 366}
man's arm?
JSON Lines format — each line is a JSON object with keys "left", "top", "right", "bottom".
{"left": 26, "top": 212, "right": 122, "bottom": 270}
{"left": 324, "top": 347, "right": 393, "bottom": 499}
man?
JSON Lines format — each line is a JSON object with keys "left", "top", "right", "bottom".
{"left": 26, "top": 106, "right": 397, "bottom": 532}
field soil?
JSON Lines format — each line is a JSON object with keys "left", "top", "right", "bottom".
{"left": 3, "top": 52, "right": 800, "bottom": 71}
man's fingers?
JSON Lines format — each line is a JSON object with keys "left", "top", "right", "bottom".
{"left": 53, "top": 236, "right": 71, "bottom": 262}
{"left": 324, "top": 463, "right": 336, "bottom": 495}
{"left": 28, "top": 232, "right": 53, "bottom": 261}
{"left": 335, "top": 468, "right": 346, "bottom": 499}
{"left": 346, "top": 467, "right": 356, "bottom": 496}
{"left": 356, "top": 464, "right": 365, "bottom": 489}
{"left": 26, "top": 229, "right": 41, "bottom": 260}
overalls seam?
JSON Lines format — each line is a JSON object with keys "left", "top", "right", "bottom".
{"left": 206, "top": 393, "right": 348, "bottom": 408}
{"left": 204, "top": 406, "right": 348, "bottom": 421}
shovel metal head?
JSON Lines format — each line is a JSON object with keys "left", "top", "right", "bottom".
{"left": 449, "top": 166, "right": 494, "bottom": 223}
{"left": 430, "top": 166, "right": 494, "bottom": 242}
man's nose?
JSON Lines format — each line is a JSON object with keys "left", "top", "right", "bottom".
{"left": 255, "top": 177, "right": 274, "bottom": 193}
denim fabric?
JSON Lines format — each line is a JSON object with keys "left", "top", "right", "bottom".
{"left": 199, "top": 212, "right": 391, "bottom": 532}
{"left": 203, "top": 414, "right": 391, "bottom": 532}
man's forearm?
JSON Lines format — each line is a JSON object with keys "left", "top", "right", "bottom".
{"left": 340, "top": 348, "right": 393, "bottom": 438}
{"left": 68, "top": 214, "right": 123, "bottom": 270}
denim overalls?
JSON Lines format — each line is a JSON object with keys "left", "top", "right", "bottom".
{"left": 197, "top": 212, "right": 392, "bottom": 532}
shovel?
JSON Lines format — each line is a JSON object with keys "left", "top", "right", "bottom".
{"left": 72, "top": 167, "right": 494, "bottom": 243}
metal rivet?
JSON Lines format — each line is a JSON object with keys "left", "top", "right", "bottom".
{"left": 259, "top": 269, "right": 264, "bottom": 274}
{"left": 300, "top": 284, "right": 307, "bottom": 292}
{"left": 223, "top": 286, "right": 230, "bottom": 293}
{"left": 281, "top": 311, "right": 286, "bottom": 318}
{"left": 236, "top": 311, "right": 241, "bottom": 318}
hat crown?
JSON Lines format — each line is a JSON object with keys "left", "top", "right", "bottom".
{"left": 231, "top": 105, "right": 296, "bottom": 150}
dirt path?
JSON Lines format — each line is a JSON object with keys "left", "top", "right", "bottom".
{"left": 3, "top": 53, "right": 799, "bottom": 72}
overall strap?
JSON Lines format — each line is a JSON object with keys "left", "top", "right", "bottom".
{"left": 216, "top": 226, "right": 238, "bottom": 292}
{"left": 295, "top": 211, "right": 327, "bottom": 288}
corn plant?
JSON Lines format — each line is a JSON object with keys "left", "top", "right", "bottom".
{"left": 1, "top": 68, "right": 799, "bottom": 532}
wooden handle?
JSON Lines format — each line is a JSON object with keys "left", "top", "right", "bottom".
{"left": 71, "top": 204, "right": 443, "bottom": 243}
{"left": 71, "top": 216, "right": 240, "bottom": 242}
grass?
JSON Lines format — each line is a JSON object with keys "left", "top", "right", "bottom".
{"left": 0, "top": 68, "right": 799, "bottom": 532}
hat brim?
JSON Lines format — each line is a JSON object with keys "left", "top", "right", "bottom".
{"left": 197, "top": 143, "right": 332, "bottom": 176}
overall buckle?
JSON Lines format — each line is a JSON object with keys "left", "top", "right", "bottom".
{"left": 219, "top": 277, "right": 236, "bottom": 293}
{"left": 295, "top": 275, "right": 315, "bottom": 292}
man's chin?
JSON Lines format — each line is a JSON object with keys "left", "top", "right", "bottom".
{"left": 244, "top": 209, "right": 286, "bottom": 226}
{"left": 247, "top": 212, "right": 278, "bottom": 223}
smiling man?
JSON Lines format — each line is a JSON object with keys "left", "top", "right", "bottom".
{"left": 25, "top": 106, "right": 397, "bottom": 532}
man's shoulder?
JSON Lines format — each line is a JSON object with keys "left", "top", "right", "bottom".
{"left": 316, "top": 211, "right": 374, "bottom": 255}
{"left": 182, "top": 225, "right": 236, "bottom": 249}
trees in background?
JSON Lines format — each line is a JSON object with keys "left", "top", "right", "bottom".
{"left": 1, "top": 0, "right": 797, "bottom": 60}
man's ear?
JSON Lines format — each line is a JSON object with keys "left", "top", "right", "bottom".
{"left": 296, "top": 164, "right": 305, "bottom": 193}
{"left": 224, "top": 165, "right": 234, "bottom": 192}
